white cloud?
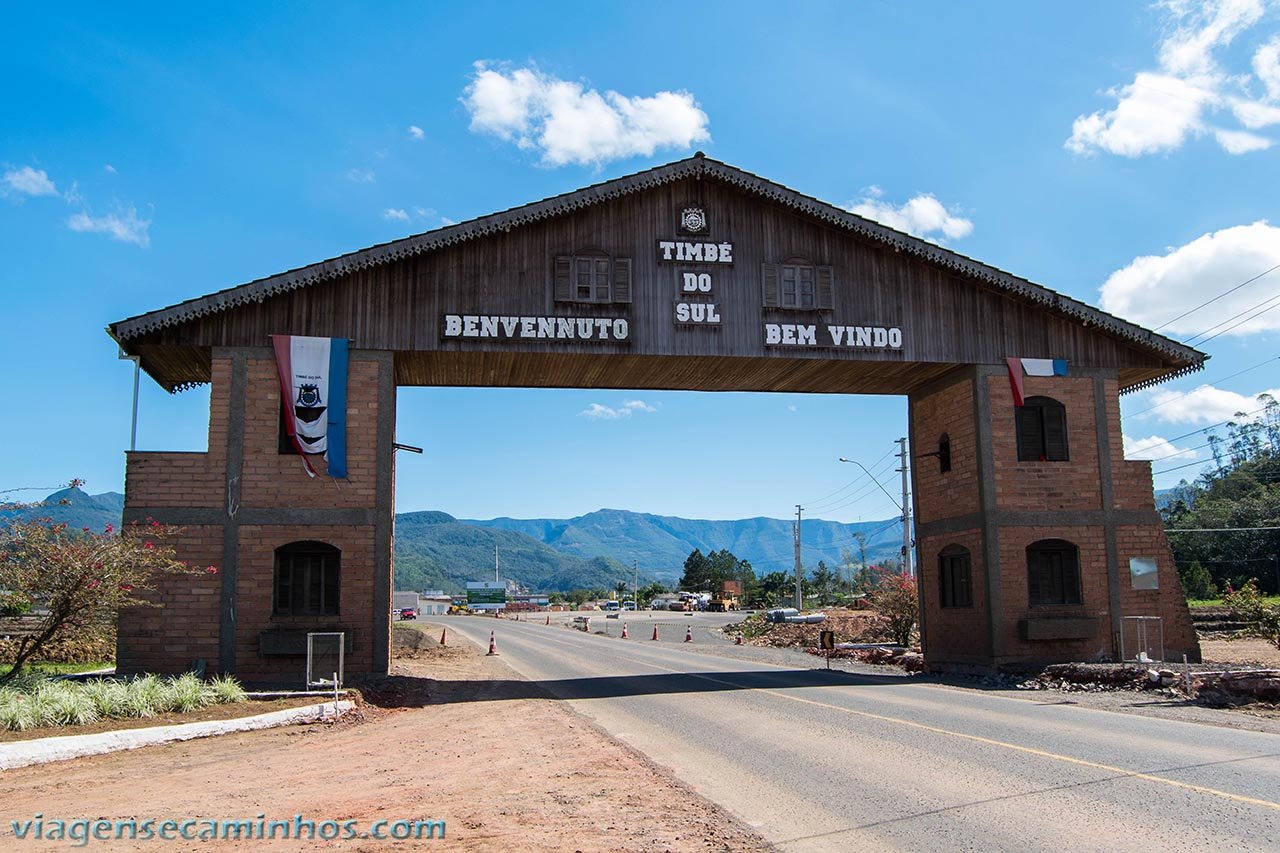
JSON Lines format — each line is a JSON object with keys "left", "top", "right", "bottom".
{"left": 346, "top": 168, "right": 376, "bottom": 183}
{"left": 382, "top": 208, "right": 410, "bottom": 221}
{"left": 579, "top": 399, "right": 658, "bottom": 420}
{"left": 1066, "top": 0, "right": 1280, "bottom": 156}
{"left": 1257, "top": 34, "right": 1280, "bottom": 98}
{"left": 787, "top": 405, "right": 798, "bottom": 412}
{"left": 2, "top": 165, "right": 58, "bottom": 198}
{"left": 1099, "top": 221, "right": 1280, "bottom": 335}
{"left": 1215, "top": 127, "right": 1273, "bottom": 151}
{"left": 104, "top": 164, "right": 117, "bottom": 174}
{"left": 67, "top": 206, "right": 151, "bottom": 247}
{"left": 408, "top": 125, "right": 425, "bottom": 140}
{"left": 462, "top": 62, "right": 710, "bottom": 167}
{"left": 1136, "top": 383, "right": 1280, "bottom": 425}
{"left": 846, "top": 192, "right": 973, "bottom": 242}
{"left": 1123, "top": 433, "right": 1200, "bottom": 461}
{"left": 440, "top": 216, "right": 457, "bottom": 226}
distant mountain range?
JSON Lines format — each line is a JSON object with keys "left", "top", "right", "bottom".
{"left": 6, "top": 489, "right": 901, "bottom": 595}
{"left": 464, "top": 508, "right": 904, "bottom": 582}
{"left": 1, "top": 487, "right": 125, "bottom": 533}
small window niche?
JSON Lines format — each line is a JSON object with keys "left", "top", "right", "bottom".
{"left": 1129, "top": 557, "right": 1159, "bottom": 590}
{"left": 938, "top": 433, "right": 952, "bottom": 473}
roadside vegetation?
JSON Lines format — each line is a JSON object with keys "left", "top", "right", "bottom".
{"left": 0, "top": 673, "right": 248, "bottom": 732}
{"left": 1, "top": 481, "right": 210, "bottom": 685}
{"left": 1162, "top": 394, "right": 1280, "bottom": 603}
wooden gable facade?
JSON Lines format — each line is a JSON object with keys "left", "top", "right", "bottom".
{"left": 110, "top": 153, "right": 1203, "bottom": 396}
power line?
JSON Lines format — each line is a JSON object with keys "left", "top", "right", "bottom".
{"left": 802, "top": 448, "right": 895, "bottom": 509}
{"left": 1194, "top": 297, "right": 1280, "bottom": 346}
{"left": 1155, "top": 261, "right": 1280, "bottom": 332}
{"left": 1185, "top": 287, "right": 1280, "bottom": 345}
{"left": 1127, "top": 355, "right": 1279, "bottom": 416}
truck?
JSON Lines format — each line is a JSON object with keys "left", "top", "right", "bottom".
{"left": 706, "top": 595, "right": 739, "bottom": 612}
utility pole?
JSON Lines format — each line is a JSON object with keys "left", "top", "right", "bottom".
{"left": 634, "top": 559, "right": 639, "bottom": 609}
{"left": 897, "top": 437, "right": 913, "bottom": 577}
{"left": 494, "top": 545, "right": 499, "bottom": 583}
{"left": 794, "top": 504, "right": 804, "bottom": 610}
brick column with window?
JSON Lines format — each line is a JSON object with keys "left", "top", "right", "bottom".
{"left": 910, "top": 366, "right": 1199, "bottom": 672}
{"left": 119, "top": 346, "right": 395, "bottom": 684}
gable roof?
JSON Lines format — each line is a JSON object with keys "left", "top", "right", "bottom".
{"left": 108, "top": 152, "right": 1205, "bottom": 389}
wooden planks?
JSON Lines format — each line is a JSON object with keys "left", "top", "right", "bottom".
{"left": 132, "top": 175, "right": 1187, "bottom": 394}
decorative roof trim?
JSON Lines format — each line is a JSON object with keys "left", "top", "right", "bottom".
{"left": 108, "top": 153, "right": 1205, "bottom": 372}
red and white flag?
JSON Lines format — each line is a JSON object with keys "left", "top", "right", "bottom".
{"left": 1005, "top": 357, "right": 1068, "bottom": 407}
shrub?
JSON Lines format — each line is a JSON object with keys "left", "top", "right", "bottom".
{"left": 1179, "top": 560, "right": 1216, "bottom": 600}
{"left": 207, "top": 674, "right": 248, "bottom": 704}
{"left": 869, "top": 570, "right": 919, "bottom": 648}
{"left": 1223, "top": 580, "right": 1280, "bottom": 649}
{"left": 0, "top": 672, "right": 250, "bottom": 731}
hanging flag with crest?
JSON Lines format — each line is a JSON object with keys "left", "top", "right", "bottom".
{"left": 1005, "top": 357, "right": 1068, "bottom": 407}
{"left": 271, "top": 335, "right": 349, "bottom": 478}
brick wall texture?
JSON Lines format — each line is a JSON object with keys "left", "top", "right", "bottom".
{"left": 118, "top": 349, "right": 390, "bottom": 683}
{"left": 911, "top": 369, "right": 1199, "bottom": 669}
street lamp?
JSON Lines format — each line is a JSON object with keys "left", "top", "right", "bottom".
{"left": 839, "top": 441, "right": 913, "bottom": 577}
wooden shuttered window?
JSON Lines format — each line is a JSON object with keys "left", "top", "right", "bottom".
{"left": 762, "top": 262, "right": 779, "bottom": 308}
{"left": 553, "top": 255, "right": 572, "bottom": 302}
{"left": 938, "top": 546, "right": 972, "bottom": 608}
{"left": 1015, "top": 396, "right": 1069, "bottom": 462}
{"left": 274, "top": 541, "right": 341, "bottom": 616}
{"left": 1027, "top": 539, "right": 1082, "bottom": 607}
{"left": 816, "top": 265, "right": 834, "bottom": 309}
{"left": 763, "top": 262, "right": 834, "bottom": 310}
{"left": 553, "top": 254, "right": 631, "bottom": 304}
{"left": 613, "top": 257, "right": 632, "bottom": 303}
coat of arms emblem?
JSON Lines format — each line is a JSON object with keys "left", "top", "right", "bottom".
{"left": 680, "top": 207, "right": 707, "bottom": 233}
{"left": 295, "top": 384, "right": 326, "bottom": 426}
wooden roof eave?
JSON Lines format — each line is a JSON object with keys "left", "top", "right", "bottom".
{"left": 107, "top": 153, "right": 1206, "bottom": 388}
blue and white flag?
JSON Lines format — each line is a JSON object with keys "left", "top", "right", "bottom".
{"left": 271, "top": 335, "right": 349, "bottom": 478}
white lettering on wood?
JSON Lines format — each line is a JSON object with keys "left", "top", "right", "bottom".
{"left": 442, "top": 315, "right": 630, "bottom": 342}
{"left": 656, "top": 240, "right": 733, "bottom": 264}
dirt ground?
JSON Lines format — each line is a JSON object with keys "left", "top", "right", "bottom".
{"left": 1200, "top": 636, "right": 1280, "bottom": 668}
{"left": 0, "top": 631, "right": 770, "bottom": 852}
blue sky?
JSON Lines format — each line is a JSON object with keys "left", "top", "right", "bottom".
{"left": 3, "top": 1, "right": 1280, "bottom": 523}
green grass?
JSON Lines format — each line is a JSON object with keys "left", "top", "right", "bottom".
{"left": 1188, "top": 596, "right": 1280, "bottom": 609}
{"left": 0, "top": 661, "right": 112, "bottom": 678}
{"left": 0, "top": 673, "right": 250, "bottom": 732}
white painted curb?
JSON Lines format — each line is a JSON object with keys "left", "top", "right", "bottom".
{"left": 0, "top": 700, "right": 353, "bottom": 771}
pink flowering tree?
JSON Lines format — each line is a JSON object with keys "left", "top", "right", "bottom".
{"left": 869, "top": 567, "right": 919, "bottom": 648}
{"left": 0, "top": 514, "right": 207, "bottom": 685}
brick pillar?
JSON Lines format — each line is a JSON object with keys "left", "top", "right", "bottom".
{"left": 910, "top": 365, "right": 1199, "bottom": 672}
{"left": 119, "top": 346, "right": 396, "bottom": 682}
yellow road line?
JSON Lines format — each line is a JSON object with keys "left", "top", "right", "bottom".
{"left": 477, "top": 622, "right": 1280, "bottom": 812}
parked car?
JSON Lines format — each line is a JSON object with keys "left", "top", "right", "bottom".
{"left": 622, "top": 601, "right": 636, "bottom": 611}
{"left": 398, "top": 608, "right": 417, "bottom": 620}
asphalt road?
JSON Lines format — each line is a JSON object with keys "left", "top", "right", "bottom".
{"left": 442, "top": 615, "right": 1280, "bottom": 852}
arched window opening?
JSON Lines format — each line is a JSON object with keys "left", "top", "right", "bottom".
{"left": 274, "top": 541, "right": 340, "bottom": 616}
{"left": 1016, "top": 396, "right": 1068, "bottom": 462}
{"left": 1026, "top": 539, "right": 1081, "bottom": 607}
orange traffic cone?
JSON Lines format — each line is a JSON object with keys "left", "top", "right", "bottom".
{"left": 621, "top": 623, "right": 629, "bottom": 639}
{"left": 651, "top": 625, "right": 659, "bottom": 641}
{"left": 487, "top": 630, "right": 498, "bottom": 656}
{"left": 440, "top": 628, "right": 447, "bottom": 646}
{"left": 684, "top": 625, "right": 693, "bottom": 643}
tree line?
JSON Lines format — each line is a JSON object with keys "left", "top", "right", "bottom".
{"left": 1162, "top": 394, "right": 1280, "bottom": 599}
